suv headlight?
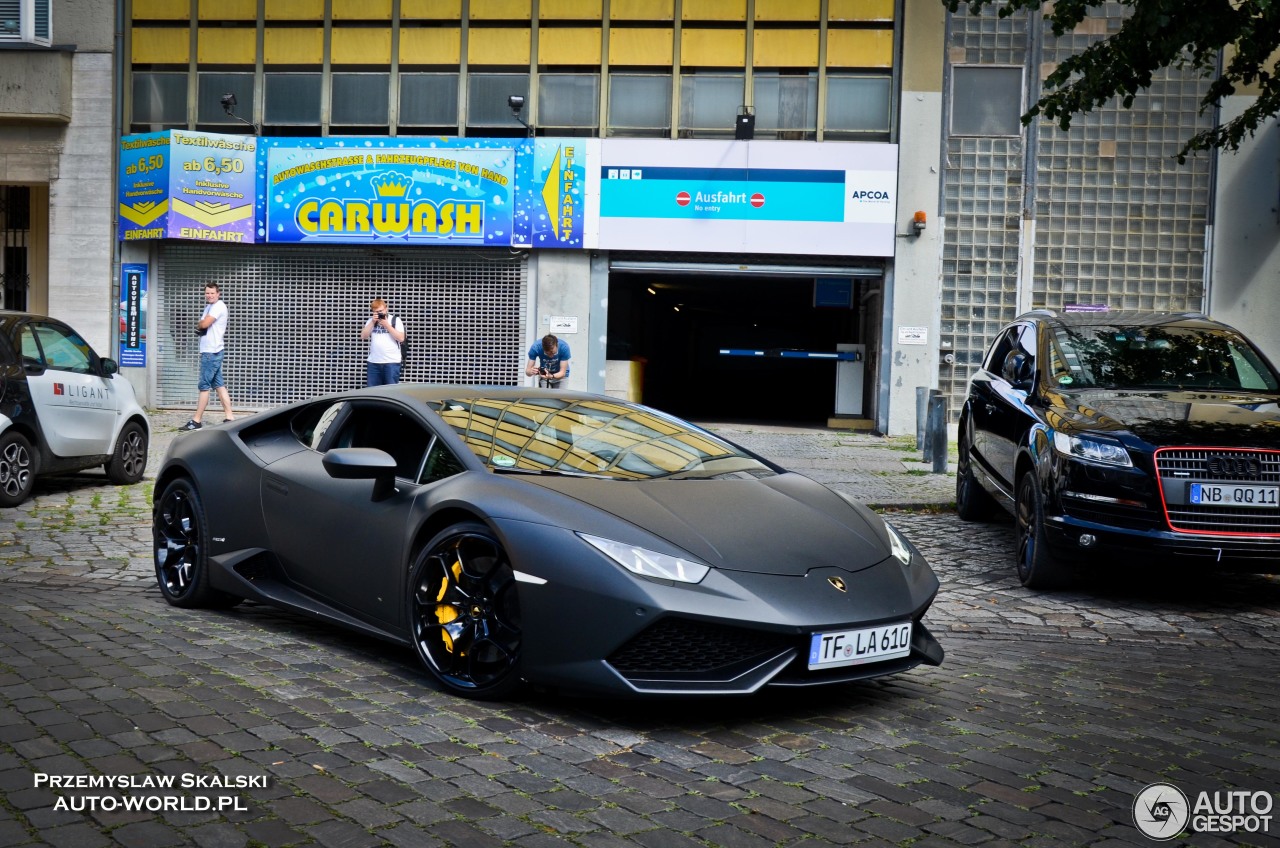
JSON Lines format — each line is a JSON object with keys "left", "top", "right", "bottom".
{"left": 1052, "top": 432, "right": 1132, "bottom": 467}
{"left": 578, "top": 533, "right": 709, "bottom": 584}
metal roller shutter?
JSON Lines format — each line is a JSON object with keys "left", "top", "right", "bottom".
{"left": 156, "top": 244, "right": 527, "bottom": 409}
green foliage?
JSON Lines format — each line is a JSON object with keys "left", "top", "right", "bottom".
{"left": 942, "top": 0, "right": 1280, "bottom": 161}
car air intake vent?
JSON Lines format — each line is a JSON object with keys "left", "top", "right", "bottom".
{"left": 608, "top": 618, "right": 790, "bottom": 675}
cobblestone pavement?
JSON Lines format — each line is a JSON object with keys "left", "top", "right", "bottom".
{"left": 0, "top": 412, "right": 1276, "bottom": 847}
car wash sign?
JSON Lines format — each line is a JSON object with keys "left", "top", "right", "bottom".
{"left": 118, "top": 131, "right": 257, "bottom": 243}
{"left": 264, "top": 140, "right": 517, "bottom": 245}
{"left": 594, "top": 139, "right": 897, "bottom": 257}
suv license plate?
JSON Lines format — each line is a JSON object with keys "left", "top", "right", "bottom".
{"left": 808, "top": 622, "right": 912, "bottom": 670}
{"left": 1190, "top": 483, "right": 1279, "bottom": 507}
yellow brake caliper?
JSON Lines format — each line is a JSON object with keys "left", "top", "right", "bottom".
{"left": 435, "top": 556, "right": 463, "bottom": 652}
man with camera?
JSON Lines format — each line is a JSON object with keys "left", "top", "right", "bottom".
{"left": 182, "top": 281, "right": 235, "bottom": 431}
{"left": 360, "top": 297, "right": 406, "bottom": 386}
{"left": 525, "top": 333, "right": 570, "bottom": 388}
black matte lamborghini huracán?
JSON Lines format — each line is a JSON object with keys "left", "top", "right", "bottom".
{"left": 153, "top": 386, "right": 943, "bottom": 699}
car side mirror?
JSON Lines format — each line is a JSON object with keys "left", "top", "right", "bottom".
{"left": 1001, "top": 351, "right": 1035, "bottom": 390}
{"left": 322, "top": 447, "right": 398, "bottom": 501}
{"left": 100, "top": 357, "right": 119, "bottom": 376}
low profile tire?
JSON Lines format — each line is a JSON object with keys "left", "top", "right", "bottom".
{"left": 1015, "top": 472, "right": 1072, "bottom": 590}
{"left": 955, "top": 435, "right": 997, "bottom": 522}
{"left": 0, "top": 431, "right": 37, "bottom": 508}
{"left": 153, "top": 478, "right": 241, "bottom": 608}
{"left": 106, "top": 421, "right": 148, "bottom": 485}
{"left": 408, "top": 521, "right": 523, "bottom": 700}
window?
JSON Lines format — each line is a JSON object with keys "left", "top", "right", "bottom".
{"left": 264, "top": 73, "right": 322, "bottom": 125}
{"left": 293, "top": 401, "right": 349, "bottom": 451}
{"left": 607, "top": 74, "right": 671, "bottom": 136}
{"left": 27, "top": 323, "right": 94, "bottom": 374}
{"left": 418, "top": 436, "right": 465, "bottom": 485}
{"left": 678, "top": 73, "right": 743, "bottom": 136}
{"left": 0, "top": 0, "right": 51, "bottom": 46}
{"left": 753, "top": 73, "right": 816, "bottom": 137}
{"left": 331, "top": 73, "right": 390, "bottom": 126}
{"left": 198, "top": 73, "right": 255, "bottom": 126}
{"left": 399, "top": 73, "right": 459, "bottom": 128}
{"left": 132, "top": 73, "right": 188, "bottom": 129}
{"left": 826, "top": 75, "right": 891, "bottom": 134}
{"left": 537, "top": 74, "right": 599, "bottom": 132}
{"left": 330, "top": 404, "right": 432, "bottom": 482}
{"left": 951, "top": 66, "right": 1023, "bottom": 137}
{"left": 466, "top": 73, "right": 529, "bottom": 130}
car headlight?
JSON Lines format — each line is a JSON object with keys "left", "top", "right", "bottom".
{"left": 577, "top": 533, "right": 709, "bottom": 584}
{"left": 884, "top": 522, "right": 912, "bottom": 567}
{"left": 1052, "top": 432, "right": 1132, "bottom": 467}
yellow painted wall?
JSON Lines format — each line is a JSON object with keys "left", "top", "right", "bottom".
{"left": 826, "top": 28, "right": 893, "bottom": 67}
{"left": 681, "top": 28, "right": 745, "bottom": 66}
{"left": 469, "top": 0, "right": 532, "bottom": 19}
{"left": 197, "top": 28, "right": 257, "bottom": 64}
{"left": 753, "top": 29, "right": 818, "bottom": 66}
{"left": 682, "top": 0, "right": 745, "bottom": 21}
{"left": 608, "top": 28, "right": 673, "bottom": 66}
{"left": 334, "top": 0, "right": 392, "bottom": 19}
{"left": 198, "top": 0, "right": 256, "bottom": 21}
{"left": 540, "top": 28, "right": 602, "bottom": 65}
{"left": 264, "top": 27, "right": 324, "bottom": 63}
{"left": 131, "top": 27, "right": 190, "bottom": 64}
{"left": 755, "top": 0, "right": 819, "bottom": 20}
{"left": 402, "top": 0, "right": 462, "bottom": 18}
{"left": 399, "top": 27, "right": 462, "bottom": 64}
{"left": 829, "top": 0, "right": 895, "bottom": 22}
{"left": 540, "top": 0, "right": 602, "bottom": 18}
{"left": 132, "top": 0, "right": 188, "bottom": 20}
{"left": 264, "top": 0, "right": 325, "bottom": 21}
{"left": 332, "top": 28, "right": 392, "bottom": 64}
{"left": 468, "top": 28, "right": 531, "bottom": 64}
{"left": 610, "top": 0, "right": 672, "bottom": 19}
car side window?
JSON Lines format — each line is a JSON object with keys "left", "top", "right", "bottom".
{"left": 30, "top": 323, "right": 95, "bottom": 374}
{"left": 1016, "top": 325, "right": 1037, "bottom": 370}
{"left": 983, "top": 328, "right": 1021, "bottom": 374}
{"left": 330, "top": 404, "right": 432, "bottom": 482}
{"left": 292, "top": 401, "right": 348, "bottom": 450}
{"left": 417, "top": 436, "right": 466, "bottom": 485}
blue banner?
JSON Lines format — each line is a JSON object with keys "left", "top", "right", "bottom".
{"left": 118, "top": 264, "right": 147, "bottom": 367}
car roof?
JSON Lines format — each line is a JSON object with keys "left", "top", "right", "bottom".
{"left": 1013, "top": 309, "right": 1225, "bottom": 331}
{"left": 354, "top": 383, "right": 612, "bottom": 405}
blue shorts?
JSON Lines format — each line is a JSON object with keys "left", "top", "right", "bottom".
{"left": 199, "top": 351, "right": 225, "bottom": 391}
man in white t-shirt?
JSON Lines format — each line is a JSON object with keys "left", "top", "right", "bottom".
{"left": 182, "top": 282, "right": 235, "bottom": 431}
{"left": 360, "top": 297, "right": 406, "bottom": 386}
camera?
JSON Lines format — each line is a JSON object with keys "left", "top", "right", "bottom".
{"left": 377, "top": 311, "right": 388, "bottom": 320}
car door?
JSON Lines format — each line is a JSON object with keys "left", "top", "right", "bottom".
{"left": 968, "top": 326, "right": 1021, "bottom": 488}
{"left": 21, "top": 320, "right": 119, "bottom": 457}
{"left": 984, "top": 324, "right": 1040, "bottom": 487}
{"left": 260, "top": 398, "right": 433, "bottom": 628}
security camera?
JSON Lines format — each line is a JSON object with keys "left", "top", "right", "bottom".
{"left": 508, "top": 95, "right": 525, "bottom": 113}
{"left": 220, "top": 93, "right": 237, "bottom": 114}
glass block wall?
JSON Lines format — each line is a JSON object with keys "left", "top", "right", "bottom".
{"left": 942, "top": 3, "right": 1215, "bottom": 419}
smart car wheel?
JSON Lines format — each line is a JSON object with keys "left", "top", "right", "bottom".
{"left": 0, "top": 431, "right": 36, "bottom": 508}
{"left": 106, "top": 421, "right": 148, "bottom": 485}
{"left": 1015, "top": 472, "right": 1072, "bottom": 590}
{"left": 955, "top": 427, "right": 996, "bottom": 522}
{"left": 153, "top": 478, "right": 241, "bottom": 608}
{"left": 409, "top": 522, "right": 522, "bottom": 700}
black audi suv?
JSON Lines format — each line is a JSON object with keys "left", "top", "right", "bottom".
{"left": 957, "top": 309, "right": 1280, "bottom": 588}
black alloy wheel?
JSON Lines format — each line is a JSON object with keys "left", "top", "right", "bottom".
{"left": 955, "top": 427, "right": 996, "bottom": 522}
{"left": 107, "top": 421, "right": 149, "bottom": 485}
{"left": 409, "top": 522, "right": 522, "bottom": 699}
{"left": 0, "top": 431, "right": 36, "bottom": 508}
{"left": 1014, "top": 472, "right": 1071, "bottom": 590}
{"left": 153, "top": 478, "right": 240, "bottom": 608}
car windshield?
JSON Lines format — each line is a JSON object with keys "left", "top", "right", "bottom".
{"left": 429, "top": 396, "right": 777, "bottom": 481}
{"left": 1048, "top": 324, "right": 1280, "bottom": 391}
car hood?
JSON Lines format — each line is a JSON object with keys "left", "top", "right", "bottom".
{"left": 1049, "top": 388, "right": 1280, "bottom": 448}
{"left": 512, "top": 472, "right": 893, "bottom": 577}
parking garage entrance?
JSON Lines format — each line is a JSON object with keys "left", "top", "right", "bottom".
{"left": 607, "top": 261, "right": 885, "bottom": 426}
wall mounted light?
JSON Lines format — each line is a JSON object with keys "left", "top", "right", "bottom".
{"left": 911, "top": 210, "right": 927, "bottom": 235}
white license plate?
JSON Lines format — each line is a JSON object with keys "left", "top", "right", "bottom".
{"left": 1190, "top": 483, "right": 1279, "bottom": 507}
{"left": 808, "top": 622, "right": 912, "bottom": 670}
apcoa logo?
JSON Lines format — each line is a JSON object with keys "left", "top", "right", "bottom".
{"left": 850, "top": 188, "right": 892, "bottom": 203}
